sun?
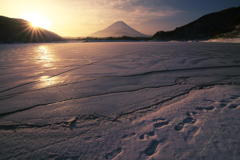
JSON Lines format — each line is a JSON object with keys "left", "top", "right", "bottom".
{"left": 22, "top": 13, "right": 51, "bottom": 29}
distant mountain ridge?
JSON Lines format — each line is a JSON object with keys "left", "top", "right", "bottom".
{"left": 153, "top": 6, "right": 240, "bottom": 41}
{"left": 90, "top": 21, "right": 147, "bottom": 38}
{"left": 216, "top": 25, "right": 240, "bottom": 39}
{"left": 0, "top": 16, "right": 63, "bottom": 43}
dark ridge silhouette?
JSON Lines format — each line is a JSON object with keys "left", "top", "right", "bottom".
{"left": 0, "top": 16, "right": 63, "bottom": 43}
{"left": 90, "top": 21, "right": 148, "bottom": 38}
{"left": 216, "top": 25, "right": 240, "bottom": 38}
{"left": 152, "top": 6, "right": 240, "bottom": 41}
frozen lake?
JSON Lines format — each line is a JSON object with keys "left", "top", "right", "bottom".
{"left": 0, "top": 42, "right": 240, "bottom": 160}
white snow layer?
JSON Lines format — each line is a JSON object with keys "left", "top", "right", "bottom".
{"left": 0, "top": 42, "right": 239, "bottom": 160}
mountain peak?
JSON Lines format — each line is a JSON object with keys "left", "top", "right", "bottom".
{"left": 112, "top": 21, "right": 127, "bottom": 25}
{"left": 90, "top": 21, "right": 147, "bottom": 38}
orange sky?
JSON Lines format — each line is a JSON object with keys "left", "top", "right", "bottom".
{"left": 0, "top": 0, "right": 179, "bottom": 37}
{"left": 0, "top": 0, "right": 101, "bottom": 36}
{"left": 1, "top": 0, "right": 238, "bottom": 37}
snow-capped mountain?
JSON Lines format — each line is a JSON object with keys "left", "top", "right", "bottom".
{"left": 90, "top": 21, "right": 147, "bottom": 38}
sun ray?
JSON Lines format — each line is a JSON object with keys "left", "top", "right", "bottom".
{"left": 22, "top": 13, "right": 51, "bottom": 30}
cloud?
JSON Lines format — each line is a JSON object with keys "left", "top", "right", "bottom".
{"left": 61, "top": 0, "right": 239, "bottom": 36}
{"left": 65, "top": 0, "right": 181, "bottom": 18}
{"left": 59, "top": 0, "right": 183, "bottom": 35}
{"left": 104, "top": 0, "right": 176, "bottom": 11}
{"left": 95, "top": 0, "right": 181, "bottom": 22}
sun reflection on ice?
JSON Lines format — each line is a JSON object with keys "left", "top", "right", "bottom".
{"left": 37, "top": 45, "right": 56, "bottom": 68}
{"left": 36, "top": 46, "right": 63, "bottom": 88}
{"left": 38, "top": 75, "right": 62, "bottom": 87}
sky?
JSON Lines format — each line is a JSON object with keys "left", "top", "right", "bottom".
{"left": 0, "top": 0, "right": 239, "bottom": 37}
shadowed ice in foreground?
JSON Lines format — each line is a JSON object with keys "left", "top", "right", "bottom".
{"left": 0, "top": 42, "right": 240, "bottom": 160}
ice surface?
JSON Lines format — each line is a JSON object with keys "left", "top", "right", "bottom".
{"left": 0, "top": 42, "right": 239, "bottom": 160}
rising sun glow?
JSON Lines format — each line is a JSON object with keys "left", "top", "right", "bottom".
{"left": 22, "top": 13, "right": 51, "bottom": 29}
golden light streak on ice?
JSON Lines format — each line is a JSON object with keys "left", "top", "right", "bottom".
{"left": 36, "top": 45, "right": 56, "bottom": 68}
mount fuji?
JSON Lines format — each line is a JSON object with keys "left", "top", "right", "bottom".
{"left": 90, "top": 21, "right": 147, "bottom": 38}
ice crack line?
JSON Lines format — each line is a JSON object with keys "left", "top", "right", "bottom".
{"left": 0, "top": 83, "right": 178, "bottom": 118}
{"left": 111, "top": 82, "right": 240, "bottom": 121}
{"left": 0, "top": 81, "right": 239, "bottom": 119}
{"left": 0, "top": 62, "right": 97, "bottom": 94}
{"left": 112, "top": 65, "right": 240, "bottom": 78}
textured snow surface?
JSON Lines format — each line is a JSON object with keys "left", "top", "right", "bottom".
{"left": 0, "top": 42, "right": 240, "bottom": 160}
